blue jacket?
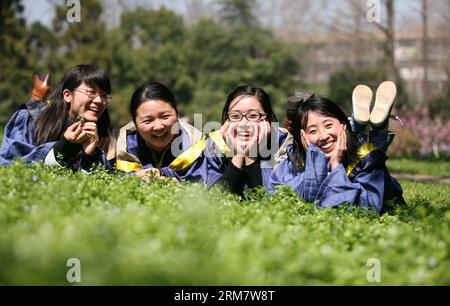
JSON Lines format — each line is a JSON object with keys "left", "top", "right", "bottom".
{"left": 0, "top": 107, "right": 54, "bottom": 165}
{"left": 269, "top": 143, "right": 403, "bottom": 213}
{"left": 115, "top": 120, "right": 203, "bottom": 173}
{"left": 163, "top": 127, "right": 292, "bottom": 189}
{"left": 0, "top": 101, "right": 113, "bottom": 171}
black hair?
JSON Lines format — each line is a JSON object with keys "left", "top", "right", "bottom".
{"left": 35, "top": 64, "right": 112, "bottom": 147}
{"left": 221, "top": 84, "right": 277, "bottom": 123}
{"left": 291, "top": 96, "right": 358, "bottom": 172}
{"left": 129, "top": 82, "right": 177, "bottom": 122}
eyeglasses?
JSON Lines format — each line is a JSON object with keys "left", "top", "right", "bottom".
{"left": 227, "top": 111, "right": 267, "bottom": 122}
{"left": 73, "top": 89, "right": 112, "bottom": 103}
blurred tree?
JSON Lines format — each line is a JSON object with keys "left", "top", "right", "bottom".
{"left": 328, "top": 66, "right": 384, "bottom": 113}
{"left": 184, "top": 0, "right": 215, "bottom": 25}
{"left": 108, "top": 7, "right": 192, "bottom": 125}
{"left": 0, "top": 0, "right": 30, "bottom": 124}
{"left": 1, "top": 1, "right": 305, "bottom": 128}
{"left": 26, "top": 22, "right": 57, "bottom": 72}
{"left": 421, "top": 0, "right": 430, "bottom": 113}
{"left": 50, "top": 0, "right": 111, "bottom": 73}
{"left": 345, "top": 0, "right": 398, "bottom": 82}
{"left": 429, "top": 84, "right": 450, "bottom": 120}
{"left": 184, "top": 18, "right": 303, "bottom": 122}
{"left": 219, "top": 0, "right": 258, "bottom": 28}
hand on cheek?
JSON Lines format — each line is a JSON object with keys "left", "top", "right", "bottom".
{"left": 300, "top": 129, "right": 311, "bottom": 150}
{"left": 329, "top": 124, "right": 347, "bottom": 171}
{"left": 242, "top": 122, "right": 258, "bottom": 158}
{"left": 222, "top": 121, "right": 244, "bottom": 156}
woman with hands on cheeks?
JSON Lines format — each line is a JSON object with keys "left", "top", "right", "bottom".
{"left": 0, "top": 64, "right": 115, "bottom": 171}
{"left": 164, "top": 84, "right": 292, "bottom": 196}
{"left": 299, "top": 116, "right": 348, "bottom": 173}
{"left": 270, "top": 96, "right": 403, "bottom": 213}
{"left": 219, "top": 91, "right": 272, "bottom": 171}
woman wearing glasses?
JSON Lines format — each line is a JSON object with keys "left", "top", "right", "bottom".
{"left": 0, "top": 64, "right": 115, "bottom": 171}
{"left": 163, "top": 84, "right": 292, "bottom": 196}
{"left": 114, "top": 82, "right": 202, "bottom": 181}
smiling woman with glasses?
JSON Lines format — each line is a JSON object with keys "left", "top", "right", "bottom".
{"left": 0, "top": 64, "right": 116, "bottom": 172}
{"left": 162, "top": 84, "right": 293, "bottom": 197}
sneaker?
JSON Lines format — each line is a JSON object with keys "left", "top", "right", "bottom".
{"left": 352, "top": 84, "right": 373, "bottom": 124}
{"left": 370, "top": 81, "right": 397, "bottom": 126}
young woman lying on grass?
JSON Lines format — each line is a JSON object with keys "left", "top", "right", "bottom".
{"left": 270, "top": 94, "right": 404, "bottom": 213}
{"left": 114, "top": 82, "right": 202, "bottom": 182}
{"left": 162, "top": 84, "right": 292, "bottom": 196}
{"left": 0, "top": 65, "right": 115, "bottom": 171}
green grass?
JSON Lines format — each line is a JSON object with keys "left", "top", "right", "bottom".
{"left": 387, "top": 158, "right": 450, "bottom": 178}
{"left": 0, "top": 162, "right": 449, "bottom": 285}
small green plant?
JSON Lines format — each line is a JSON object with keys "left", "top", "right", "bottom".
{"left": 76, "top": 114, "right": 85, "bottom": 123}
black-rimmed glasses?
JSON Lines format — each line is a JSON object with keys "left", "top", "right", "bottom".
{"left": 73, "top": 89, "right": 112, "bottom": 103}
{"left": 227, "top": 111, "right": 267, "bottom": 122}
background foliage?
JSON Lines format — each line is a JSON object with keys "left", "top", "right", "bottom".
{"left": 0, "top": 0, "right": 448, "bottom": 157}
{"left": 0, "top": 0, "right": 304, "bottom": 126}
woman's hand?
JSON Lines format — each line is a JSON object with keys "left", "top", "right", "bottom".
{"left": 300, "top": 129, "right": 311, "bottom": 150}
{"left": 135, "top": 168, "right": 179, "bottom": 184}
{"left": 221, "top": 121, "right": 245, "bottom": 154}
{"left": 64, "top": 121, "right": 86, "bottom": 144}
{"left": 328, "top": 124, "right": 347, "bottom": 171}
{"left": 221, "top": 121, "right": 245, "bottom": 168}
{"left": 80, "top": 122, "right": 99, "bottom": 155}
{"left": 136, "top": 168, "right": 163, "bottom": 183}
{"left": 244, "top": 120, "right": 271, "bottom": 165}
{"left": 220, "top": 120, "right": 271, "bottom": 167}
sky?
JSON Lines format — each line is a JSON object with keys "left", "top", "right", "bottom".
{"left": 22, "top": 0, "right": 420, "bottom": 30}
{"left": 23, "top": 0, "right": 54, "bottom": 26}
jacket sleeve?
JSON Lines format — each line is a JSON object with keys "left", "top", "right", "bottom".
{"left": 268, "top": 145, "right": 329, "bottom": 202}
{"left": 0, "top": 109, "right": 55, "bottom": 165}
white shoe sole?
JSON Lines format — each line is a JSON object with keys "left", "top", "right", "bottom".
{"left": 370, "top": 81, "right": 397, "bottom": 126}
{"left": 352, "top": 85, "right": 373, "bottom": 124}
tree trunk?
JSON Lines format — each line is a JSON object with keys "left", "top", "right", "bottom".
{"left": 422, "top": 0, "right": 429, "bottom": 115}
{"left": 385, "top": 0, "right": 397, "bottom": 82}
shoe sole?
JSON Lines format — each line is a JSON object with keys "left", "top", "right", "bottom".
{"left": 370, "top": 81, "right": 397, "bottom": 126}
{"left": 352, "top": 85, "right": 373, "bottom": 124}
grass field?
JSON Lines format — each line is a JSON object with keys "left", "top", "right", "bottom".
{"left": 388, "top": 158, "right": 450, "bottom": 178}
{"left": 0, "top": 162, "right": 449, "bottom": 285}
